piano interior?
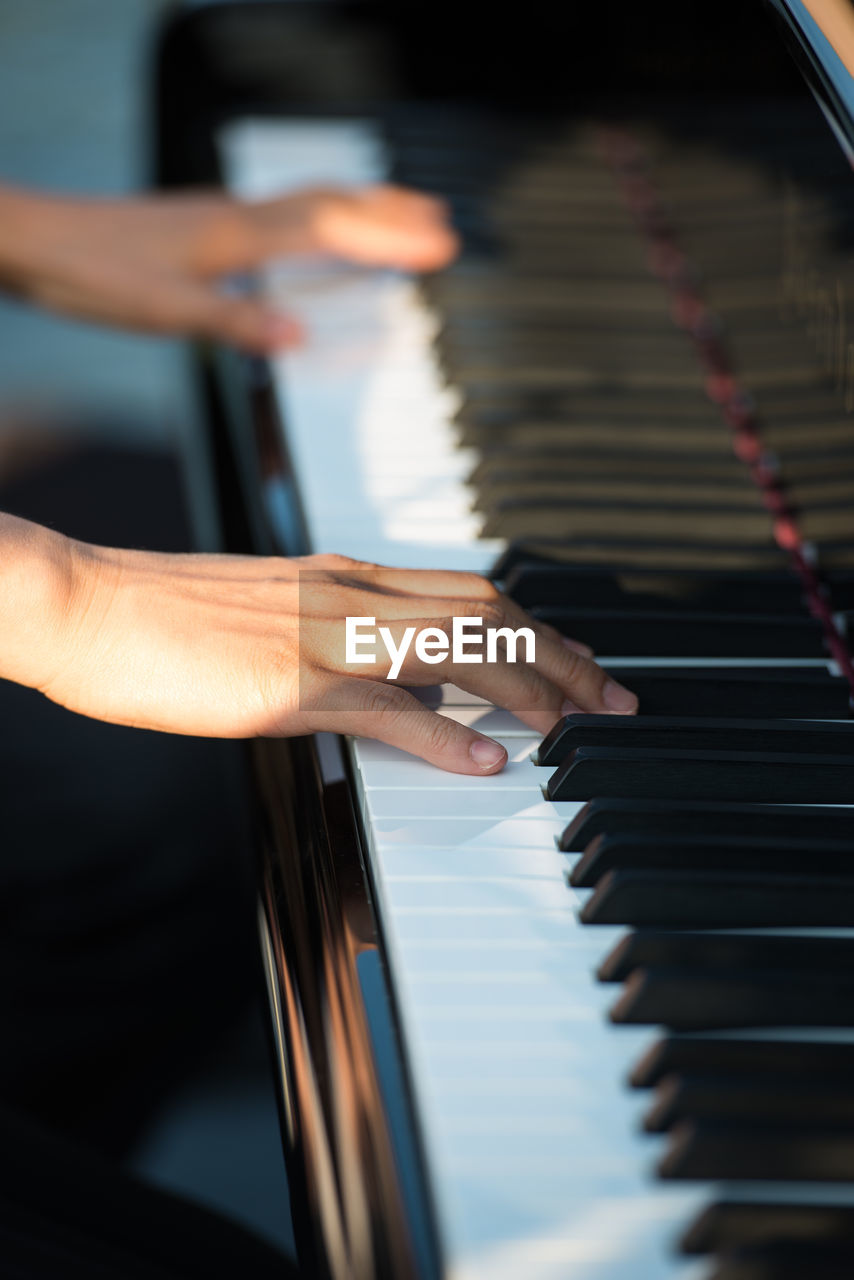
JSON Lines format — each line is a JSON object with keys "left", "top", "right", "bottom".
{"left": 157, "top": 1, "right": 854, "bottom": 1277}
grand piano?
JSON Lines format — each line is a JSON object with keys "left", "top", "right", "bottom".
{"left": 155, "top": 2, "right": 854, "bottom": 1276}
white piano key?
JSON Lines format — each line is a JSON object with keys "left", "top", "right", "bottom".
{"left": 352, "top": 736, "right": 539, "bottom": 765}
{"left": 383, "top": 875, "right": 580, "bottom": 913}
{"left": 418, "top": 685, "right": 510, "bottom": 706}
{"left": 364, "top": 790, "right": 575, "bottom": 821}
{"left": 357, "top": 758, "right": 551, "bottom": 791}
{"left": 228, "top": 120, "right": 506, "bottom": 572}
{"left": 394, "top": 935, "right": 616, "bottom": 967}
{"left": 377, "top": 907, "right": 599, "bottom": 946}
{"left": 370, "top": 816, "right": 568, "bottom": 848}
{"left": 378, "top": 846, "right": 567, "bottom": 878}
{"left": 434, "top": 705, "right": 537, "bottom": 735}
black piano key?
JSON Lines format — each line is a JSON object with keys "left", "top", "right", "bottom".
{"left": 453, "top": 384, "right": 829, "bottom": 428}
{"left": 706, "top": 1245, "right": 854, "bottom": 1280}
{"left": 825, "top": 573, "right": 854, "bottom": 608}
{"left": 610, "top": 965, "right": 854, "bottom": 1029}
{"left": 474, "top": 448, "right": 745, "bottom": 485}
{"left": 503, "top": 565, "right": 811, "bottom": 612}
{"left": 560, "top": 798, "right": 854, "bottom": 853}
{"left": 598, "top": 929, "right": 854, "bottom": 983}
{"left": 595, "top": 666, "right": 851, "bottom": 719}
{"left": 644, "top": 1073, "right": 854, "bottom": 1133}
{"left": 580, "top": 868, "right": 854, "bottom": 928}
{"left": 681, "top": 1200, "right": 854, "bottom": 1255}
{"left": 475, "top": 477, "right": 764, "bottom": 516}
{"left": 538, "top": 714, "right": 854, "bottom": 767}
{"left": 460, "top": 424, "right": 730, "bottom": 457}
{"left": 548, "top": 746, "right": 854, "bottom": 804}
{"left": 631, "top": 1036, "right": 854, "bottom": 1090}
{"left": 482, "top": 501, "right": 779, "bottom": 543}
{"left": 531, "top": 608, "right": 827, "bottom": 657}
{"left": 457, "top": 382, "right": 847, "bottom": 428}
{"left": 571, "top": 831, "right": 854, "bottom": 888}
{"left": 659, "top": 1120, "right": 854, "bottom": 1182}
{"left": 492, "top": 537, "right": 795, "bottom": 576}
{"left": 477, "top": 455, "right": 752, "bottom": 489}
{"left": 439, "top": 333, "right": 704, "bottom": 372}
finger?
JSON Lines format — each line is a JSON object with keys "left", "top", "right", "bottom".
{"left": 306, "top": 678, "right": 508, "bottom": 775}
{"left": 562, "top": 635, "right": 594, "bottom": 658}
{"left": 527, "top": 612, "right": 594, "bottom": 657}
{"left": 337, "top": 566, "right": 595, "bottom": 656}
{"left": 312, "top": 185, "right": 460, "bottom": 271}
{"left": 329, "top": 611, "right": 627, "bottom": 733}
{"left": 308, "top": 588, "right": 513, "bottom": 630}
{"left": 525, "top": 616, "right": 595, "bottom": 657}
{"left": 202, "top": 295, "right": 304, "bottom": 352}
{"left": 524, "top": 620, "right": 596, "bottom": 660}
{"left": 345, "top": 565, "right": 501, "bottom": 600}
{"left": 306, "top": 590, "right": 633, "bottom": 721}
{"left": 443, "top": 605, "right": 635, "bottom": 717}
{"left": 483, "top": 595, "right": 628, "bottom": 709}
{"left": 249, "top": 185, "right": 459, "bottom": 271}
{"left": 439, "top": 644, "right": 634, "bottom": 731}
{"left": 529, "top": 639, "right": 637, "bottom": 715}
{"left": 156, "top": 276, "right": 304, "bottom": 351}
{"left": 438, "top": 656, "right": 571, "bottom": 736}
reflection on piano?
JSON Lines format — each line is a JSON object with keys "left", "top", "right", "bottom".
{"left": 156, "top": 1, "right": 854, "bottom": 1276}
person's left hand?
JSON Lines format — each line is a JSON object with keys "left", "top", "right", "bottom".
{"left": 0, "top": 183, "right": 459, "bottom": 351}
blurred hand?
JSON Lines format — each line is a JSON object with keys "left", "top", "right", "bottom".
{"left": 4, "top": 525, "right": 637, "bottom": 775}
{"left": 0, "top": 183, "right": 458, "bottom": 351}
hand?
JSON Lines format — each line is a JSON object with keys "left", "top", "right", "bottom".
{"left": 6, "top": 528, "right": 637, "bottom": 775}
{"left": 0, "top": 183, "right": 458, "bottom": 351}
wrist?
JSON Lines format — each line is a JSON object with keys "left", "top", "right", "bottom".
{"left": 0, "top": 513, "right": 80, "bottom": 691}
{"left": 0, "top": 186, "right": 71, "bottom": 292}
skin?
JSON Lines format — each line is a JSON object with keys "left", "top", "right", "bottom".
{"left": 0, "top": 184, "right": 637, "bottom": 772}
{"left": 0, "top": 183, "right": 460, "bottom": 350}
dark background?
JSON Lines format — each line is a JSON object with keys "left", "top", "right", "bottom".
{"left": 0, "top": 0, "right": 294, "bottom": 1260}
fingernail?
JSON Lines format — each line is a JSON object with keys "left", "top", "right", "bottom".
{"left": 563, "top": 636, "right": 594, "bottom": 658}
{"left": 603, "top": 680, "right": 638, "bottom": 714}
{"left": 560, "top": 699, "right": 582, "bottom": 717}
{"left": 470, "top": 739, "right": 507, "bottom": 771}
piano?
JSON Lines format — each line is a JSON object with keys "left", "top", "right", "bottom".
{"left": 154, "top": 1, "right": 854, "bottom": 1276}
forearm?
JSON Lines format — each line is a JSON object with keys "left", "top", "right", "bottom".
{"left": 0, "top": 185, "right": 62, "bottom": 291}
{"left": 0, "top": 181, "right": 457, "bottom": 347}
{"left": 0, "top": 512, "right": 77, "bottom": 692}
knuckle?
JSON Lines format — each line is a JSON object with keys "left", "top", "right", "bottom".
{"left": 421, "top": 715, "right": 460, "bottom": 756}
{"left": 252, "top": 643, "right": 298, "bottom": 712}
{"left": 462, "top": 597, "right": 504, "bottom": 628}
{"left": 351, "top": 679, "right": 407, "bottom": 723}
{"left": 517, "top": 665, "right": 553, "bottom": 707}
{"left": 480, "top": 599, "right": 506, "bottom": 629}
{"left": 311, "top": 552, "right": 360, "bottom": 571}
{"left": 559, "top": 646, "right": 583, "bottom": 681}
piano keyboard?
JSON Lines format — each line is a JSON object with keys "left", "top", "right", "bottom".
{"left": 221, "top": 118, "right": 498, "bottom": 571}
{"left": 223, "top": 106, "right": 854, "bottom": 1279}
